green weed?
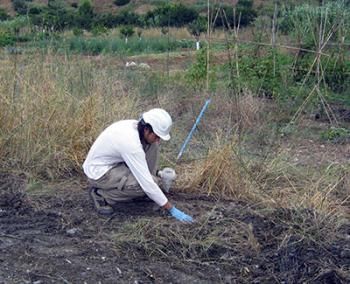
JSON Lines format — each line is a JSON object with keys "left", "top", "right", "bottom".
{"left": 320, "top": 127, "right": 350, "bottom": 143}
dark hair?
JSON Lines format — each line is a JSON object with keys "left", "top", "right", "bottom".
{"left": 137, "top": 119, "right": 154, "bottom": 141}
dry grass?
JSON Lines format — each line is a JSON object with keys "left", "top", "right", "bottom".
{"left": 237, "top": 92, "right": 262, "bottom": 128}
{"left": 179, "top": 140, "right": 250, "bottom": 199}
{"left": 0, "top": 53, "right": 138, "bottom": 178}
{"left": 112, "top": 211, "right": 261, "bottom": 263}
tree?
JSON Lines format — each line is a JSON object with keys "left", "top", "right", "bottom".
{"left": 77, "top": 0, "right": 94, "bottom": 30}
{"left": 0, "top": 8, "right": 10, "bottom": 21}
{"left": 29, "top": 1, "right": 75, "bottom": 31}
{"left": 12, "top": 0, "right": 29, "bottom": 15}
{"left": 114, "top": 0, "right": 130, "bottom": 6}
{"left": 114, "top": 10, "right": 141, "bottom": 26}
{"left": 145, "top": 3, "right": 198, "bottom": 27}
{"left": 213, "top": 1, "right": 257, "bottom": 28}
{"left": 119, "top": 25, "right": 134, "bottom": 43}
{"left": 188, "top": 16, "right": 207, "bottom": 50}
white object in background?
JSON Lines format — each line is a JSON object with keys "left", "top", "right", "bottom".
{"left": 158, "top": 167, "right": 177, "bottom": 193}
{"left": 126, "top": 61, "right": 137, "bottom": 67}
{"left": 139, "top": 63, "right": 151, "bottom": 69}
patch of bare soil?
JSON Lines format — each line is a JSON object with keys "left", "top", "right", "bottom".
{"left": 282, "top": 119, "right": 350, "bottom": 167}
{"left": 0, "top": 173, "right": 349, "bottom": 283}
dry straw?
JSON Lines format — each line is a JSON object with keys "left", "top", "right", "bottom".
{"left": 179, "top": 136, "right": 262, "bottom": 203}
{"left": 0, "top": 53, "right": 138, "bottom": 178}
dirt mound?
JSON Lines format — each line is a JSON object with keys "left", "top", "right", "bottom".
{"left": 0, "top": 174, "right": 349, "bottom": 283}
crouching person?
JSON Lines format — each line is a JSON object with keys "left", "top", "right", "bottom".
{"left": 82, "top": 108, "right": 193, "bottom": 223}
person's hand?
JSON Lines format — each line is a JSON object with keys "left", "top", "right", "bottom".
{"left": 169, "top": 206, "right": 193, "bottom": 223}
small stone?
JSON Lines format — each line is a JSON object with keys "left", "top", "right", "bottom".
{"left": 66, "top": 228, "right": 78, "bottom": 235}
{"left": 340, "top": 249, "right": 350, "bottom": 258}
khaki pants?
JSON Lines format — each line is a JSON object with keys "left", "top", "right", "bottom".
{"left": 88, "top": 143, "right": 159, "bottom": 205}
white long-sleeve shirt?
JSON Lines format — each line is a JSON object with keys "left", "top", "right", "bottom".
{"left": 83, "top": 120, "right": 168, "bottom": 206}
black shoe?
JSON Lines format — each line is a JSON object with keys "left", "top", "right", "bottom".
{"left": 89, "top": 187, "right": 114, "bottom": 216}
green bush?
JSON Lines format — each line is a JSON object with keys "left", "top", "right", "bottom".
{"left": 237, "top": 48, "right": 293, "bottom": 100}
{"left": 145, "top": 3, "right": 198, "bottom": 27}
{"left": 72, "top": 27, "right": 83, "bottom": 36}
{"left": 28, "top": 5, "right": 43, "bottom": 15}
{"left": 114, "top": 0, "right": 130, "bottom": 6}
{"left": 76, "top": 0, "right": 95, "bottom": 30}
{"left": 292, "top": 50, "right": 350, "bottom": 97}
{"left": 91, "top": 25, "right": 108, "bottom": 36}
{"left": 186, "top": 46, "right": 216, "bottom": 91}
{"left": 94, "top": 13, "right": 114, "bottom": 28}
{"left": 119, "top": 25, "right": 134, "bottom": 42}
{"left": 0, "top": 29, "right": 15, "bottom": 46}
{"left": 29, "top": 2, "right": 76, "bottom": 31}
{"left": 214, "top": 0, "right": 257, "bottom": 28}
{"left": 320, "top": 127, "right": 350, "bottom": 143}
{"left": 94, "top": 11, "right": 142, "bottom": 28}
{"left": 114, "top": 10, "right": 142, "bottom": 26}
{"left": 188, "top": 16, "right": 207, "bottom": 39}
{"left": 279, "top": 2, "right": 350, "bottom": 44}
{"left": 12, "top": 0, "right": 29, "bottom": 15}
{"left": 0, "top": 8, "right": 10, "bottom": 21}
{"left": 187, "top": 47, "right": 207, "bottom": 84}
{"left": 323, "top": 58, "right": 350, "bottom": 94}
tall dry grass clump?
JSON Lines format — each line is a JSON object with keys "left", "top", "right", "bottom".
{"left": 174, "top": 90, "right": 266, "bottom": 202}
{"left": 178, "top": 137, "right": 262, "bottom": 202}
{"left": 236, "top": 92, "right": 262, "bottom": 129}
{"left": 0, "top": 53, "right": 138, "bottom": 178}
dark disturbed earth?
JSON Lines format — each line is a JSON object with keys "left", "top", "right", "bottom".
{"left": 0, "top": 173, "right": 349, "bottom": 284}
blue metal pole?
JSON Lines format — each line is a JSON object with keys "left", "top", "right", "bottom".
{"left": 177, "top": 99, "right": 211, "bottom": 161}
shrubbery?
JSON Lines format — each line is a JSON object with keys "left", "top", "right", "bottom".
{"left": 12, "top": 0, "right": 30, "bottom": 15}
{"left": 114, "top": 0, "right": 130, "bottom": 6}
{"left": 8, "top": 0, "right": 258, "bottom": 32}
{"left": 279, "top": 2, "right": 350, "bottom": 43}
{"left": 0, "top": 29, "right": 15, "bottom": 46}
{"left": 62, "top": 36, "right": 193, "bottom": 55}
{"left": 76, "top": 0, "right": 94, "bottom": 30}
{"left": 11, "top": 1, "right": 202, "bottom": 31}
{"left": 321, "top": 127, "right": 350, "bottom": 143}
{"left": 119, "top": 25, "right": 134, "bottom": 42}
{"left": 188, "top": 16, "right": 207, "bottom": 39}
{"left": 0, "top": 8, "right": 10, "bottom": 21}
{"left": 233, "top": 48, "right": 293, "bottom": 99}
{"left": 29, "top": 2, "right": 76, "bottom": 31}
{"left": 145, "top": 3, "right": 198, "bottom": 27}
{"left": 213, "top": 0, "right": 257, "bottom": 28}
